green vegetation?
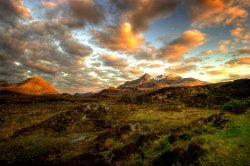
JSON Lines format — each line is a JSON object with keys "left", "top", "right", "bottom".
{"left": 199, "top": 110, "right": 250, "bottom": 165}
{"left": 0, "top": 79, "right": 250, "bottom": 165}
{"left": 221, "top": 100, "right": 248, "bottom": 113}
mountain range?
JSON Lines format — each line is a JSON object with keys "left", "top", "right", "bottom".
{"left": 0, "top": 74, "right": 207, "bottom": 96}
{"left": 0, "top": 76, "right": 59, "bottom": 95}
{"left": 98, "top": 73, "right": 207, "bottom": 96}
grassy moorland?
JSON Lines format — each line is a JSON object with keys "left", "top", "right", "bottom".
{"left": 0, "top": 79, "right": 250, "bottom": 165}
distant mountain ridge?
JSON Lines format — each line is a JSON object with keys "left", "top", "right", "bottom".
{"left": 0, "top": 76, "right": 59, "bottom": 95}
{"left": 98, "top": 73, "right": 207, "bottom": 96}
{"left": 74, "top": 92, "right": 96, "bottom": 97}
{"left": 118, "top": 73, "right": 206, "bottom": 90}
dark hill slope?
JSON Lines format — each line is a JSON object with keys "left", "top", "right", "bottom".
{"left": 135, "top": 79, "right": 250, "bottom": 109}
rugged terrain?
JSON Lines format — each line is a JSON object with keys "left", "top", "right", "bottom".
{"left": 0, "top": 79, "right": 250, "bottom": 165}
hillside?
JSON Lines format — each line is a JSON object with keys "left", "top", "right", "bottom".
{"left": 135, "top": 79, "right": 250, "bottom": 109}
{"left": 0, "top": 78, "right": 249, "bottom": 165}
{"left": 0, "top": 76, "right": 59, "bottom": 95}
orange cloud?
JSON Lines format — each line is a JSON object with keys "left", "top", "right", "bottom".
{"left": 119, "top": 22, "right": 143, "bottom": 50}
{"left": 160, "top": 30, "right": 207, "bottom": 62}
{"left": 223, "top": 6, "right": 248, "bottom": 24}
{"left": 13, "top": 0, "right": 31, "bottom": 19}
{"left": 184, "top": 57, "right": 203, "bottom": 64}
{"left": 92, "top": 22, "right": 144, "bottom": 52}
{"left": 206, "top": 69, "right": 227, "bottom": 76}
{"left": 226, "top": 57, "right": 250, "bottom": 67}
{"left": 125, "top": 68, "right": 143, "bottom": 75}
{"left": 218, "top": 40, "right": 231, "bottom": 52}
{"left": 237, "top": 58, "right": 250, "bottom": 64}
{"left": 231, "top": 27, "right": 244, "bottom": 39}
{"left": 165, "top": 64, "right": 197, "bottom": 74}
{"left": 230, "top": 26, "right": 250, "bottom": 44}
{"left": 188, "top": 0, "right": 248, "bottom": 27}
{"left": 42, "top": 1, "right": 57, "bottom": 8}
{"left": 0, "top": 0, "right": 31, "bottom": 25}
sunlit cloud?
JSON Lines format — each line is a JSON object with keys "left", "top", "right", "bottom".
{"left": 226, "top": 57, "right": 250, "bottom": 66}
{"left": 188, "top": 0, "right": 248, "bottom": 27}
{"left": 159, "top": 29, "right": 207, "bottom": 62}
{"left": 231, "top": 26, "right": 250, "bottom": 44}
{"left": 165, "top": 63, "right": 197, "bottom": 75}
{"left": 218, "top": 40, "right": 231, "bottom": 52}
{"left": 0, "top": 0, "right": 31, "bottom": 26}
{"left": 92, "top": 22, "right": 144, "bottom": 52}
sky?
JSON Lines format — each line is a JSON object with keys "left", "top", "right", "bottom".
{"left": 0, "top": 0, "right": 250, "bottom": 94}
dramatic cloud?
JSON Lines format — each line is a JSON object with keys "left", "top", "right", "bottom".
{"left": 236, "top": 47, "right": 250, "bottom": 55}
{"left": 187, "top": 0, "right": 248, "bottom": 27}
{"left": 60, "top": 40, "right": 93, "bottom": 58}
{"left": 25, "top": 61, "right": 57, "bottom": 75}
{"left": 0, "top": 0, "right": 31, "bottom": 25}
{"left": 99, "top": 54, "right": 128, "bottom": 70}
{"left": 226, "top": 57, "right": 250, "bottom": 65}
{"left": 42, "top": 0, "right": 105, "bottom": 28}
{"left": 230, "top": 26, "right": 250, "bottom": 44}
{"left": 236, "top": 0, "right": 250, "bottom": 6}
{"left": 227, "top": 72, "right": 250, "bottom": 80}
{"left": 0, "top": 22, "right": 96, "bottom": 94}
{"left": 110, "top": 0, "right": 180, "bottom": 32}
{"left": 92, "top": 22, "right": 144, "bottom": 52}
{"left": 218, "top": 40, "right": 231, "bottom": 52}
{"left": 206, "top": 69, "right": 227, "bottom": 76}
{"left": 165, "top": 64, "right": 197, "bottom": 75}
{"left": 42, "top": 0, "right": 57, "bottom": 8}
{"left": 183, "top": 57, "right": 204, "bottom": 64}
{"left": 160, "top": 29, "right": 207, "bottom": 62}
{"left": 124, "top": 68, "right": 143, "bottom": 75}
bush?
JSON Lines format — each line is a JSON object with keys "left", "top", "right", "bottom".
{"left": 120, "top": 94, "right": 135, "bottom": 103}
{"left": 221, "top": 100, "right": 247, "bottom": 113}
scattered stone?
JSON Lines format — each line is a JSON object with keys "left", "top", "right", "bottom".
{"left": 70, "top": 135, "right": 87, "bottom": 144}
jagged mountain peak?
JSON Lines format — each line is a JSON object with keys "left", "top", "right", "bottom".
{"left": 151, "top": 73, "right": 182, "bottom": 81}
{"left": 118, "top": 73, "right": 151, "bottom": 89}
{"left": 138, "top": 73, "right": 151, "bottom": 80}
{"left": 165, "top": 73, "right": 182, "bottom": 80}
{"left": 141, "top": 73, "right": 150, "bottom": 77}
{"left": 116, "top": 73, "right": 207, "bottom": 92}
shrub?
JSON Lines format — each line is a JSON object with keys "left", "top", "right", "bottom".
{"left": 221, "top": 100, "right": 247, "bottom": 113}
{"left": 120, "top": 94, "right": 135, "bottom": 103}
